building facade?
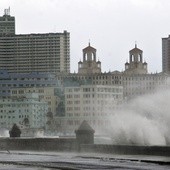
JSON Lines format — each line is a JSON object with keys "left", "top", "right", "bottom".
{"left": 162, "top": 35, "right": 170, "bottom": 74}
{"left": 0, "top": 70, "right": 61, "bottom": 98}
{"left": 78, "top": 43, "right": 101, "bottom": 74}
{"left": 122, "top": 73, "right": 168, "bottom": 100}
{"left": 123, "top": 45, "right": 168, "bottom": 100}
{"left": 0, "top": 93, "right": 48, "bottom": 130}
{"left": 124, "top": 44, "right": 147, "bottom": 74}
{"left": 0, "top": 8, "right": 15, "bottom": 36}
{"left": 56, "top": 84, "right": 123, "bottom": 134}
{"left": 0, "top": 9, "right": 70, "bottom": 74}
{"left": 10, "top": 87, "right": 59, "bottom": 115}
{"left": 57, "top": 44, "right": 168, "bottom": 102}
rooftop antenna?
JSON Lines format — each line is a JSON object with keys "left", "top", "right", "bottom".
{"left": 135, "top": 41, "right": 137, "bottom": 48}
{"left": 4, "top": 7, "right": 10, "bottom": 15}
{"left": 88, "top": 39, "right": 90, "bottom": 46}
{"left": 4, "top": 9, "right": 6, "bottom": 15}
{"left": 8, "top": 6, "right": 10, "bottom": 15}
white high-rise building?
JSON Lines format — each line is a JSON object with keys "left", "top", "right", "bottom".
{"left": 0, "top": 9, "right": 70, "bottom": 74}
{"left": 162, "top": 35, "right": 170, "bottom": 74}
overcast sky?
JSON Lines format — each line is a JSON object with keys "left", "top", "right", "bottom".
{"left": 1, "top": 0, "right": 170, "bottom": 73}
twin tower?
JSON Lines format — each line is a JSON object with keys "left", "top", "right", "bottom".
{"left": 78, "top": 43, "right": 147, "bottom": 74}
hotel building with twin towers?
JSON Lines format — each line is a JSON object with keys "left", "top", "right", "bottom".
{"left": 0, "top": 8, "right": 168, "bottom": 135}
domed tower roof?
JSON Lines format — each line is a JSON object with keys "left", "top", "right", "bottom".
{"left": 78, "top": 60, "right": 83, "bottom": 64}
{"left": 76, "top": 120, "right": 95, "bottom": 132}
{"left": 83, "top": 43, "right": 96, "bottom": 52}
{"left": 125, "top": 44, "right": 147, "bottom": 74}
{"left": 129, "top": 44, "right": 143, "bottom": 53}
{"left": 125, "top": 62, "right": 130, "bottom": 65}
{"left": 78, "top": 43, "right": 101, "bottom": 74}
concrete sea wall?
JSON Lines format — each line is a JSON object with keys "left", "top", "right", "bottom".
{"left": 80, "top": 144, "right": 170, "bottom": 156}
{"left": 0, "top": 138, "right": 170, "bottom": 157}
{"left": 0, "top": 138, "right": 77, "bottom": 151}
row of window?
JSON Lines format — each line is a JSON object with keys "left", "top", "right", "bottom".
{"left": 67, "top": 120, "right": 110, "bottom": 126}
{"left": 123, "top": 77, "right": 166, "bottom": 81}
{"left": 0, "top": 114, "right": 29, "bottom": 119}
{"left": 67, "top": 100, "right": 80, "bottom": 104}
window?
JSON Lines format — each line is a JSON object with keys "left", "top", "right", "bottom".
{"left": 19, "top": 90, "right": 24, "bottom": 94}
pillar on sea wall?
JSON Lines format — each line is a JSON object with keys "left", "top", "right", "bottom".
{"left": 9, "top": 124, "right": 21, "bottom": 137}
{"left": 75, "top": 120, "right": 95, "bottom": 146}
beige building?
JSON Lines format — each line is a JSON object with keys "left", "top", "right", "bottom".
{"left": 56, "top": 44, "right": 168, "bottom": 102}
{"left": 123, "top": 45, "right": 168, "bottom": 100}
{"left": 10, "top": 87, "right": 59, "bottom": 114}
{"left": 122, "top": 73, "right": 168, "bottom": 100}
{"left": 78, "top": 43, "right": 101, "bottom": 74}
{"left": 57, "top": 85, "right": 123, "bottom": 134}
{"left": 124, "top": 44, "right": 147, "bottom": 74}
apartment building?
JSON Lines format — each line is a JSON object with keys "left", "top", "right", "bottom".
{"left": 10, "top": 87, "right": 59, "bottom": 114}
{"left": 0, "top": 93, "right": 48, "bottom": 130}
{"left": 55, "top": 85, "right": 123, "bottom": 134}
{"left": 0, "top": 9, "right": 70, "bottom": 74}
{"left": 0, "top": 70, "right": 60, "bottom": 98}
{"left": 162, "top": 35, "right": 170, "bottom": 74}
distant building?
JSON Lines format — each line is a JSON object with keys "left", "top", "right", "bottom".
{"left": 0, "top": 93, "right": 48, "bottom": 130}
{"left": 123, "top": 45, "right": 168, "bottom": 100}
{"left": 57, "top": 84, "right": 123, "bottom": 134}
{"left": 162, "top": 35, "right": 170, "bottom": 74}
{"left": 124, "top": 44, "right": 147, "bottom": 74}
{"left": 10, "top": 87, "right": 60, "bottom": 115}
{"left": 0, "top": 7, "right": 15, "bottom": 36}
{"left": 0, "top": 9, "right": 70, "bottom": 74}
{"left": 57, "top": 44, "right": 168, "bottom": 102}
{"left": 78, "top": 43, "right": 101, "bottom": 74}
{"left": 56, "top": 43, "right": 122, "bottom": 87}
{"left": 122, "top": 73, "right": 168, "bottom": 100}
{"left": 0, "top": 70, "right": 60, "bottom": 98}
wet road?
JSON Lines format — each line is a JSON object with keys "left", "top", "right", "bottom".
{"left": 0, "top": 151, "right": 170, "bottom": 169}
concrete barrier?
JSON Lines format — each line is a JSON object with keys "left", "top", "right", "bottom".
{"left": 0, "top": 138, "right": 170, "bottom": 156}
{"left": 0, "top": 137, "right": 77, "bottom": 151}
{"left": 80, "top": 144, "right": 170, "bottom": 156}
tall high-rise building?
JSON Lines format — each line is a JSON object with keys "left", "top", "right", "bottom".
{"left": 162, "top": 35, "right": 170, "bottom": 74}
{"left": 0, "top": 9, "right": 70, "bottom": 74}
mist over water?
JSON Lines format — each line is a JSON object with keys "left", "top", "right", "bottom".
{"left": 0, "top": 129, "right": 9, "bottom": 137}
{"left": 107, "top": 89, "right": 170, "bottom": 146}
